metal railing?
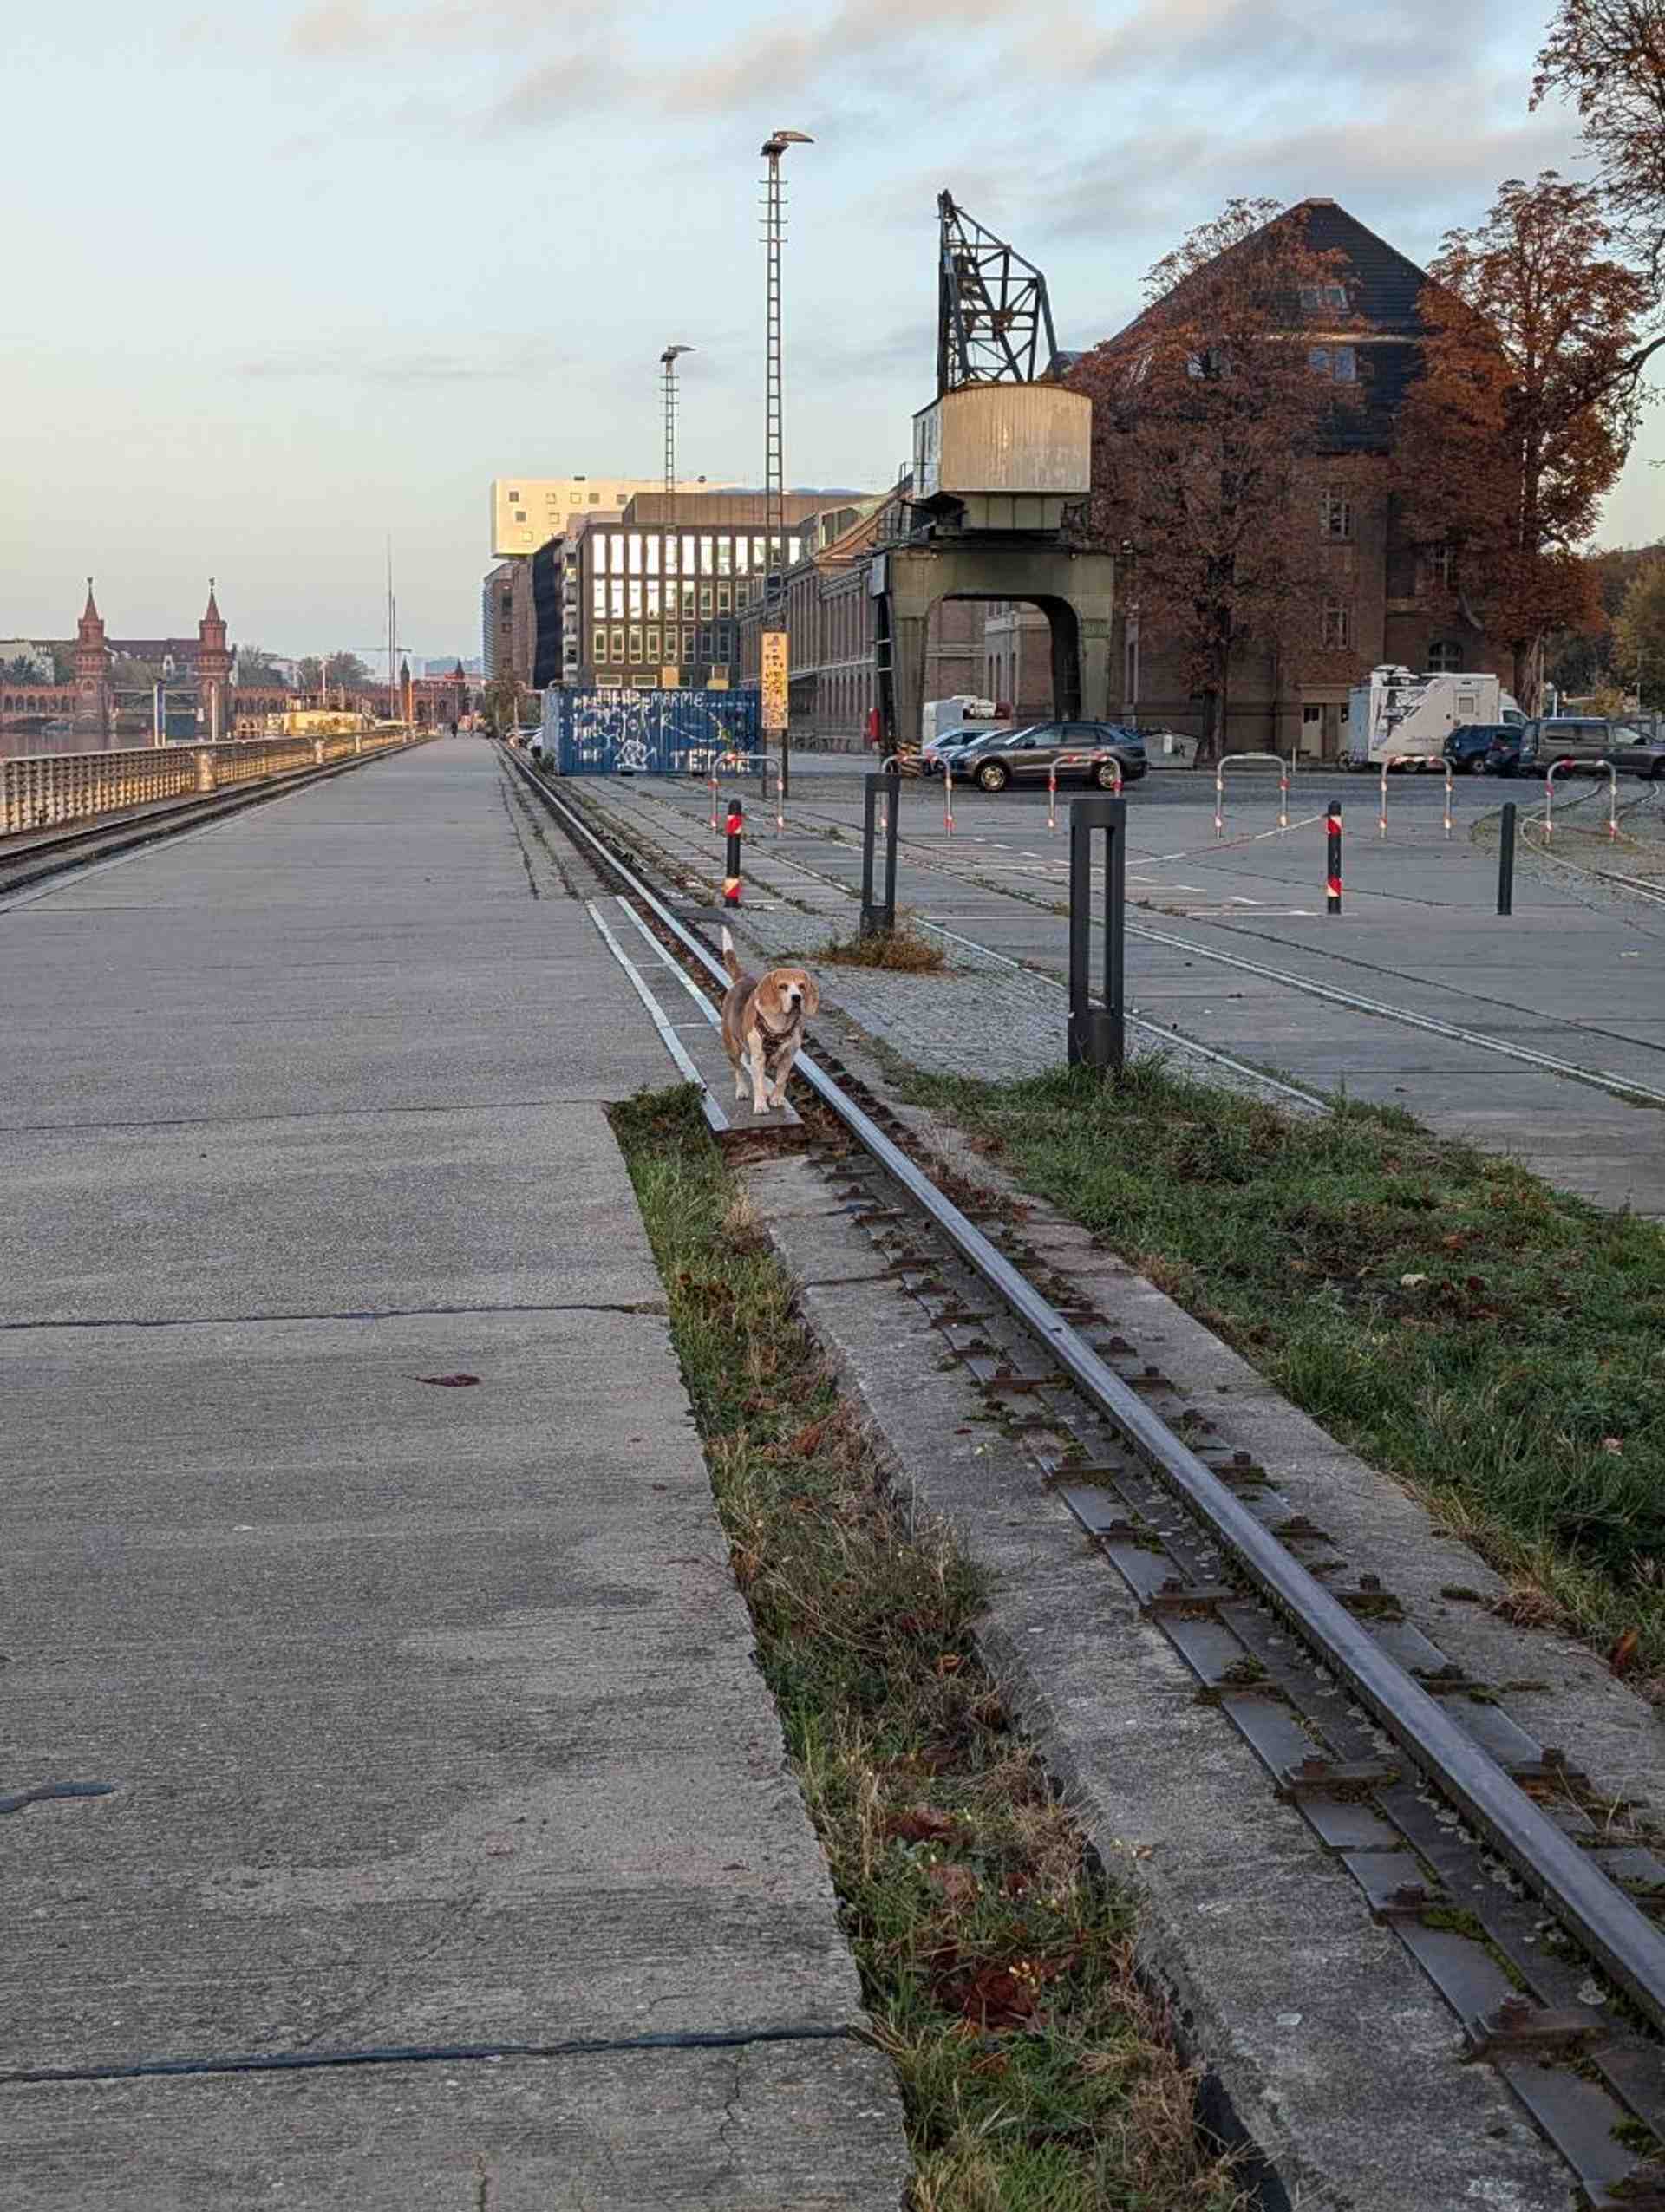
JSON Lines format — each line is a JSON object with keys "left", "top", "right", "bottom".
{"left": 0, "top": 728, "right": 420, "bottom": 838}
{"left": 1215, "top": 751, "right": 1292, "bottom": 840}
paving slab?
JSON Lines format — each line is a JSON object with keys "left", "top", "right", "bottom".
{"left": 0, "top": 739, "right": 908, "bottom": 2204}
{"left": 3, "top": 2041, "right": 907, "bottom": 2212}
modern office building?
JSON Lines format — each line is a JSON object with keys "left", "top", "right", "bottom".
{"left": 565, "top": 491, "right": 854, "bottom": 692}
{"left": 490, "top": 476, "right": 739, "bottom": 559}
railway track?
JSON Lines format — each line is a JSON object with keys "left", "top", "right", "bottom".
{"left": 584, "top": 770, "right": 1665, "bottom": 1113}
{"left": 501, "top": 746, "right": 1665, "bottom": 2209}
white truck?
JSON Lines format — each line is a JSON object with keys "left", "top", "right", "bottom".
{"left": 922, "top": 694, "right": 1008, "bottom": 746}
{"left": 1345, "top": 666, "right": 1523, "bottom": 771}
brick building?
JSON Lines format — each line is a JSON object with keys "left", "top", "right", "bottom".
{"left": 1074, "top": 199, "right": 1513, "bottom": 760}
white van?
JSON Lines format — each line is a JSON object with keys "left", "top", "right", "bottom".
{"left": 1345, "top": 667, "right": 1523, "bottom": 771}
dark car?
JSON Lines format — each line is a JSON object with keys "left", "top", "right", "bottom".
{"left": 1445, "top": 722, "right": 1515, "bottom": 774}
{"left": 939, "top": 721, "right": 1147, "bottom": 793}
{"left": 1607, "top": 721, "right": 1665, "bottom": 781}
{"left": 1483, "top": 728, "right": 1528, "bottom": 776}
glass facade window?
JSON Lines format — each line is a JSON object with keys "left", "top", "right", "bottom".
{"left": 665, "top": 537, "right": 678, "bottom": 575}
{"left": 611, "top": 627, "right": 625, "bottom": 662}
{"left": 591, "top": 579, "right": 605, "bottom": 616}
{"left": 682, "top": 626, "right": 695, "bottom": 659}
{"left": 609, "top": 534, "right": 624, "bottom": 572}
{"left": 593, "top": 538, "right": 608, "bottom": 574}
{"left": 610, "top": 579, "right": 624, "bottom": 620}
{"left": 646, "top": 579, "right": 662, "bottom": 617}
{"left": 735, "top": 537, "right": 749, "bottom": 575}
{"left": 717, "top": 583, "right": 731, "bottom": 614}
{"left": 788, "top": 538, "right": 802, "bottom": 564}
{"left": 699, "top": 536, "right": 713, "bottom": 576}
{"left": 752, "top": 536, "right": 765, "bottom": 569}
{"left": 681, "top": 581, "right": 696, "bottom": 617}
{"left": 627, "top": 534, "right": 642, "bottom": 575}
{"left": 629, "top": 626, "right": 642, "bottom": 661}
{"left": 647, "top": 628, "right": 660, "bottom": 662}
{"left": 716, "top": 536, "right": 732, "bottom": 576}
{"left": 645, "top": 535, "right": 659, "bottom": 573}
{"left": 699, "top": 584, "right": 713, "bottom": 617}
{"left": 628, "top": 580, "right": 643, "bottom": 619}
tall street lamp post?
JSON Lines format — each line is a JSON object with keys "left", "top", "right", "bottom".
{"left": 760, "top": 127, "right": 811, "bottom": 801}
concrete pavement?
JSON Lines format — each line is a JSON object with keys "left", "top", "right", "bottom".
{"left": 0, "top": 739, "right": 909, "bottom": 2208}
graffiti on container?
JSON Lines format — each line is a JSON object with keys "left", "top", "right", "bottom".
{"left": 542, "top": 688, "right": 762, "bottom": 779}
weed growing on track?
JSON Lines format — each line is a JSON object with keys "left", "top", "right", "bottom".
{"left": 910, "top": 1060, "right": 1665, "bottom": 1694}
{"left": 817, "top": 924, "right": 949, "bottom": 973}
{"left": 611, "top": 1083, "right": 1245, "bottom": 2212}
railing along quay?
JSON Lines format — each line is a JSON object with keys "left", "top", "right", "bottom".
{"left": 1, "top": 729, "right": 418, "bottom": 839}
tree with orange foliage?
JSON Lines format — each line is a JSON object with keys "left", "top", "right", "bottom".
{"left": 1533, "top": 0, "right": 1665, "bottom": 287}
{"left": 1395, "top": 173, "right": 1653, "bottom": 708}
{"left": 1069, "top": 199, "right": 1362, "bottom": 762}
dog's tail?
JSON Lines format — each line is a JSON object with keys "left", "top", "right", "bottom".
{"left": 720, "top": 926, "right": 741, "bottom": 982}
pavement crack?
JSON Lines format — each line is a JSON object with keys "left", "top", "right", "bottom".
{"left": 0, "top": 2022, "right": 857, "bottom": 2089}
{"left": 0, "top": 1300, "right": 669, "bottom": 1335}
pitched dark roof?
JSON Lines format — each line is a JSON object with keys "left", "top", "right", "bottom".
{"left": 1098, "top": 197, "right": 1435, "bottom": 349}
{"left": 1295, "top": 199, "right": 1432, "bottom": 336}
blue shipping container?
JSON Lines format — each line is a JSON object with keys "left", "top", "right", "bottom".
{"left": 542, "top": 687, "right": 761, "bottom": 777}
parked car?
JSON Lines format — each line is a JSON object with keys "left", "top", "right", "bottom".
{"left": 919, "top": 721, "right": 1007, "bottom": 775}
{"left": 1513, "top": 716, "right": 1617, "bottom": 776}
{"left": 1607, "top": 722, "right": 1665, "bottom": 781}
{"left": 1483, "top": 728, "right": 1527, "bottom": 775}
{"left": 938, "top": 721, "right": 1147, "bottom": 793}
{"left": 1444, "top": 722, "right": 1515, "bottom": 774}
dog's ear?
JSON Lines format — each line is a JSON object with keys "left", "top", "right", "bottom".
{"left": 800, "top": 973, "right": 820, "bottom": 1018}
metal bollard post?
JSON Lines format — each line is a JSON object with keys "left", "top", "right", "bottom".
{"left": 1498, "top": 801, "right": 1517, "bottom": 916}
{"left": 1067, "top": 793, "right": 1126, "bottom": 1078}
{"left": 1048, "top": 762, "right": 1058, "bottom": 834}
{"left": 1214, "top": 761, "right": 1224, "bottom": 842}
{"left": 723, "top": 797, "right": 744, "bottom": 906}
{"left": 860, "top": 770, "right": 900, "bottom": 935}
{"left": 1327, "top": 802, "right": 1342, "bottom": 914}
{"left": 1280, "top": 755, "right": 1290, "bottom": 834}
{"left": 944, "top": 759, "right": 955, "bottom": 837}
{"left": 709, "top": 767, "right": 721, "bottom": 834}
{"left": 1378, "top": 759, "right": 1390, "bottom": 839}
{"left": 1443, "top": 760, "right": 1453, "bottom": 840}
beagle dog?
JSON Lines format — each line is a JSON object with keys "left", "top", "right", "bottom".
{"left": 720, "top": 929, "right": 819, "bottom": 1115}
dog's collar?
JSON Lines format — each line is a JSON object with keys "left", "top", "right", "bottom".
{"left": 754, "top": 1006, "right": 802, "bottom": 1046}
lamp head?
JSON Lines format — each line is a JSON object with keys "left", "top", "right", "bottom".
{"left": 761, "top": 128, "right": 814, "bottom": 157}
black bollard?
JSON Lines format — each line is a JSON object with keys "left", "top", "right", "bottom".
{"left": 1498, "top": 801, "right": 1517, "bottom": 917}
{"left": 1326, "top": 802, "right": 1342, "bottom": 915}
{"left": 859, "top": 770, "right": 901, "bottom": 936}
{"left": 1067, "top": 793, "right": 1126, "bottom": 1077}
{"left": 723, "top": 797, "right": 743, "bottom": 908}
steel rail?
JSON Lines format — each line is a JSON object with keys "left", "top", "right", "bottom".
{"left": 1126, "top": 918, "right": 1665, "bottom": 1107}
{"left": 502, "top": 747, "right": 1665, "bottom": 2033}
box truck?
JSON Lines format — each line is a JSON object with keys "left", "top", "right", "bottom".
{"left": 1345, "top": 666, "right": 1523, "bottom": 771}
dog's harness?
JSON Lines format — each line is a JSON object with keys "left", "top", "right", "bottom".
{"left": 753, "top": 1008, "right": 802, "bottom": 1074}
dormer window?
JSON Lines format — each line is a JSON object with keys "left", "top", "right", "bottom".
{"left": 1300, "top": 282, "right": 1350, "bottom": 311}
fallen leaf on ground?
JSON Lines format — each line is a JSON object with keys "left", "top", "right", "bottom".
{"left": 925, "top": 1862, "right": 981, "bottom": 1908}
{"left": 885, "top": 1805, "right": 957, "bottom": 1843}
{"left": 1610, "top": 1628, "right": 1641, "bottom": 1675}
{"left": 415, "top": 1374, "right": 481, "bottom": 1387}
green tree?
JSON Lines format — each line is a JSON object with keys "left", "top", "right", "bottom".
{"left": 481, "top": 675, "right": 522, "bottom": 735}
{"left": 1614, "top": 557, "right": 1665, "bottom": 705}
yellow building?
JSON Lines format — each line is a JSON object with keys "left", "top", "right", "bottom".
{"left": 490, "top": 477, "right": 738, "bottom": 558}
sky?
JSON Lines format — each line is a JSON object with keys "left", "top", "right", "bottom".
{"left": 2, "top": 0, "right": 1659, "bottom": 662}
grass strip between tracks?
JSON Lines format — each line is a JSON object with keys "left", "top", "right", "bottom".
{"left": 611, "top": 1083, "right": 1245, "bottom": 2212}
{"left": 908, "top": 1059, "right": 1665, "bottom": 1698}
